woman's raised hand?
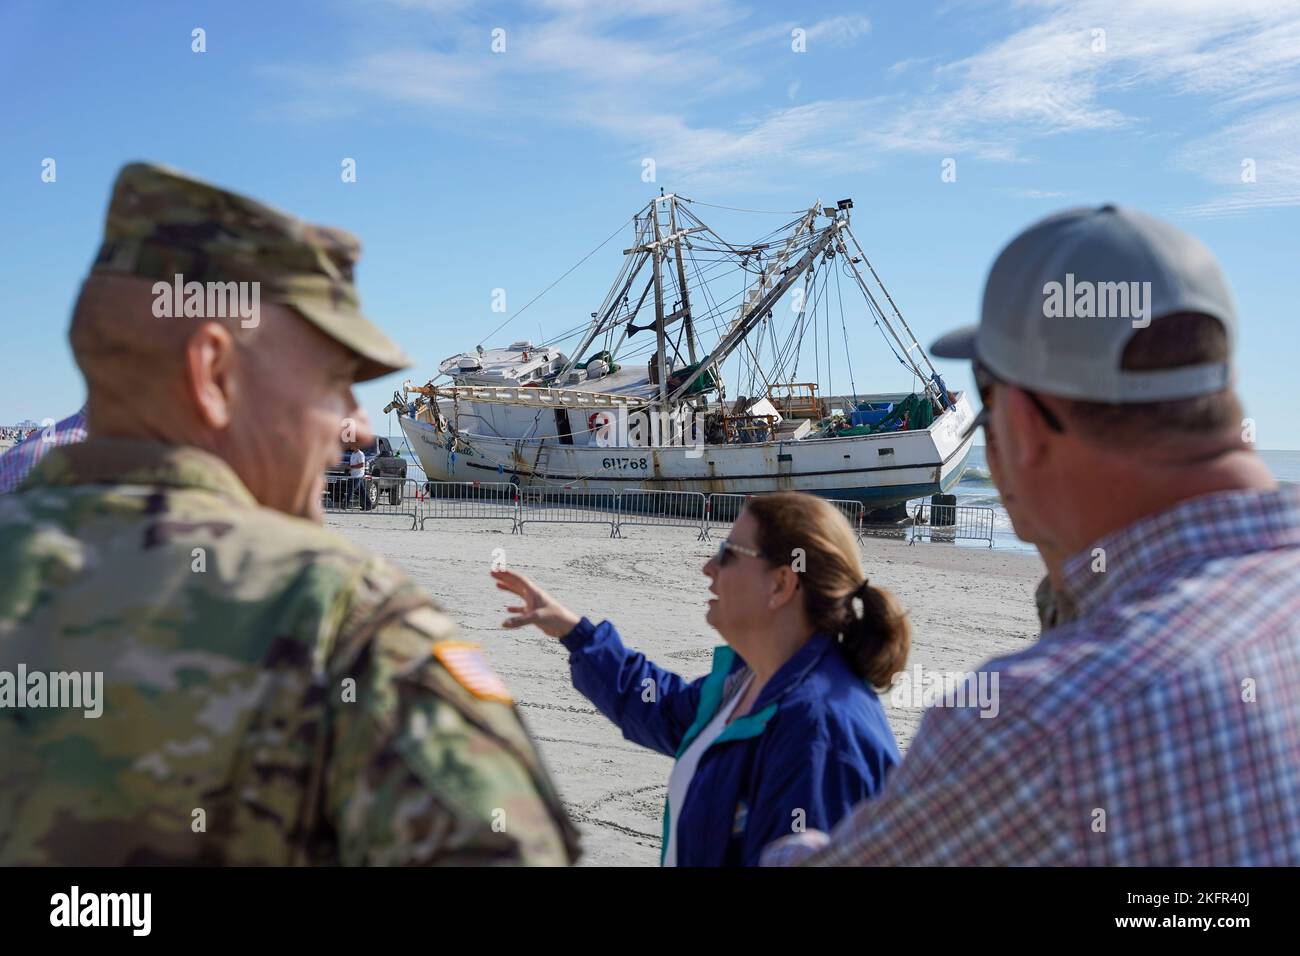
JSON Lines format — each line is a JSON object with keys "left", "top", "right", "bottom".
{"left": 492, "top": 568, "right": 582, "bottom": 639}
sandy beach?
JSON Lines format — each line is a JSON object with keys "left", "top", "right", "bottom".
{"left": 327, "top": 514, "right": 1045, "bottom": 866}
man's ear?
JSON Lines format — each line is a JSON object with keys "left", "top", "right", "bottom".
{"left": 1002, "top": 386, "right": 1051, "bottom": 471}
{"left": 185, "top": 322, "right": 238, "bottom": 430}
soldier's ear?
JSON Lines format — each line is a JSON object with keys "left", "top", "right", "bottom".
{"left": 186, "top": 322, "right": 238, "bottom": 430}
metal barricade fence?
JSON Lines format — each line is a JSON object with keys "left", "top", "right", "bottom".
{"left": 516, "top": 485, "right": 620, "bottom": 537}
{"left": 321, "top": 479, "right": 996, "bottom": 550}
{"left": 616, "top": 490, "right": 709, "bottom": 540}
{"left": 702, "top": 493, "right": 753, "bottom": 540}
{"left": 322, "top": 476, "right": 421, "bottom": 530}
{"left": 826, "top": 498, "right": 866, "bottom": 539}
{"left": 910, "top": 502, "right": 995, "bottom": 548}
{"left": 322, "top": 474, "right": 354, "bottom": 513}
{"left": 858, "top": 505, "right": 915, "bottom": 542}
{"left": 417, "top": 480, "right": 520, "bottom": 532}
{"left": 704, "top": 493, "right": 868, "bottom": 542}
{"left": 705, "top": 494, "right": 919, "bottom": 548}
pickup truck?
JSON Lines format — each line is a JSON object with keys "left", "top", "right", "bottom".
{"left": 324, "top": 437, "right": 408, "bottom": 510}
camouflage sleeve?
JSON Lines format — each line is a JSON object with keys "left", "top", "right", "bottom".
{"left": 322, "top": 568, "right": 581, "bottom": 866}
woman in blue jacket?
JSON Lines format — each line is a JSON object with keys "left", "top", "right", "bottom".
{"left": 493, "top": 491, "right": 910, "bottom": 866}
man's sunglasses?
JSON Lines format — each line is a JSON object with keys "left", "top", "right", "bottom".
{"left": 715, "top": 538, "right": 764, "bottom": 567}
{"left": 973, "top": 361, "right": 1065, "bottom": 434}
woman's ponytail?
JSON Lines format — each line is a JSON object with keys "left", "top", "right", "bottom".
{"left": 745, "top": 493, "right": 912, "bottom": 692}
{"left": 837, "top": 578, "right": 911, "bottom": 691}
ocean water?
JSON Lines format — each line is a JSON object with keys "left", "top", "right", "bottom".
{"left": 957, "top": 446, "right": 1300, "bottom": 552}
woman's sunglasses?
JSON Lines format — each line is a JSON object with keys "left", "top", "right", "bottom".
{"left": 715, "top": 538, "right": 764, "bottom": 567}
{"left": 973, "top": 361, "right": 1066, "bottom": 434}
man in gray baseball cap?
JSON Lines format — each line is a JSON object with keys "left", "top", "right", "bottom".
{"left": 764, "top": 205, "right": 1300, "bottom": 866}
{"left": 931, "top": 203, "right": 1254, "bottom": 627}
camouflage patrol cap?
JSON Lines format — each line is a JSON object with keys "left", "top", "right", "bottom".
{"left": 89, "top": 161, "right": 411, "bottom": 382}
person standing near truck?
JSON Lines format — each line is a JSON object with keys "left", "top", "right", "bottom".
{"left": 348, "top": 444, "right": 366, "bottom": 507}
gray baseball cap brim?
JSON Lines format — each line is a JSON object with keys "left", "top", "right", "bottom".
{"left": 930, "top": 325, "right": 985, "bottom": 441}
{"left": 930, "top": 326, "right": 978, "bottom": 360}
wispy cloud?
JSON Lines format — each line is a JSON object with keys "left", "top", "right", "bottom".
{"left": 935, "top": 0, "right": 1300, "bottom": 128}
{"left": 272, "top": 0, "right": 1300, "bottom": 209}
{"left": 378, "top": 0, "right": 478, "bottom": 11}
{"left": 1174, "top": 103, "right": 1300, "bottom": 217}
{"left": 887, "top": 56, "right": 936, "bottom": 77}
{"left": 1005, "top": 188, "right": 1071, "bottom": 199}
{"left": 803, "top": 15, "right": 872, "bottom": 45}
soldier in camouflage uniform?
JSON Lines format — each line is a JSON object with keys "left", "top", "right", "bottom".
{"left": 0, "top": 162, "right": 581, "bottom": 865}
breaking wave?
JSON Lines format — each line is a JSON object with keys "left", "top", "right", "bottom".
{"left": 958, "top": 464, "right": 994, "bottom": 486}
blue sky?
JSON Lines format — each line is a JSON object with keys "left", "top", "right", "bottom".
{"left": 3, "top": 0, "right": 1298, "bottom": 448}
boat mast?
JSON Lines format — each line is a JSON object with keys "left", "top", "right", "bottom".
{"left": 651, "top": 195, "right": 669, "bottom": 406}
{"left": 669, "top": 195, "right": 698, "bottom": 368}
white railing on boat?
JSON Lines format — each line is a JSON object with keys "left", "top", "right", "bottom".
{"left": 420, "top": 384, "right": 651, "bottom": 409}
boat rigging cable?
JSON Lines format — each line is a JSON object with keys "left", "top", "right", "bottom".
{"left": 443, "top": 196, "right": 939, "bottom": 415}
{"left": 837, "top": 246, "right": 921, "bottom": 391}
{"left": 835, "top": 253, "right": 860, "bottom": 404}
{"left": 475, "top": 213, "right": 637, "bottom": 349}
{"left": 674, "top": 198, "right": 807, "bottom": 215}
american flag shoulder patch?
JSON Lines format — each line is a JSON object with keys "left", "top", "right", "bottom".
{"left": 431, "top": 641, "right": 514, "bottom": 704}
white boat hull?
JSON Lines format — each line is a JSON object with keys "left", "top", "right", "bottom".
{"left": 398, "top": 393, "right": 976, "bottom": 509}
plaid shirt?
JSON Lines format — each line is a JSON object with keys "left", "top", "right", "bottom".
{"left": 763, "top": 485, "right": 1300, "bottom": 866}
{"left": 0, "top": 407, "right": 87, "bottom": 494}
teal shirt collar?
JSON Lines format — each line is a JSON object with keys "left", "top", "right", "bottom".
{"left": 676, "top": 634, "right": 835, "bottom": 756}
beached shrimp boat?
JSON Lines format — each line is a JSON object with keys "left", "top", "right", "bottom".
{"left": 386, "top": 195, "right": 974, "bottom": 514}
